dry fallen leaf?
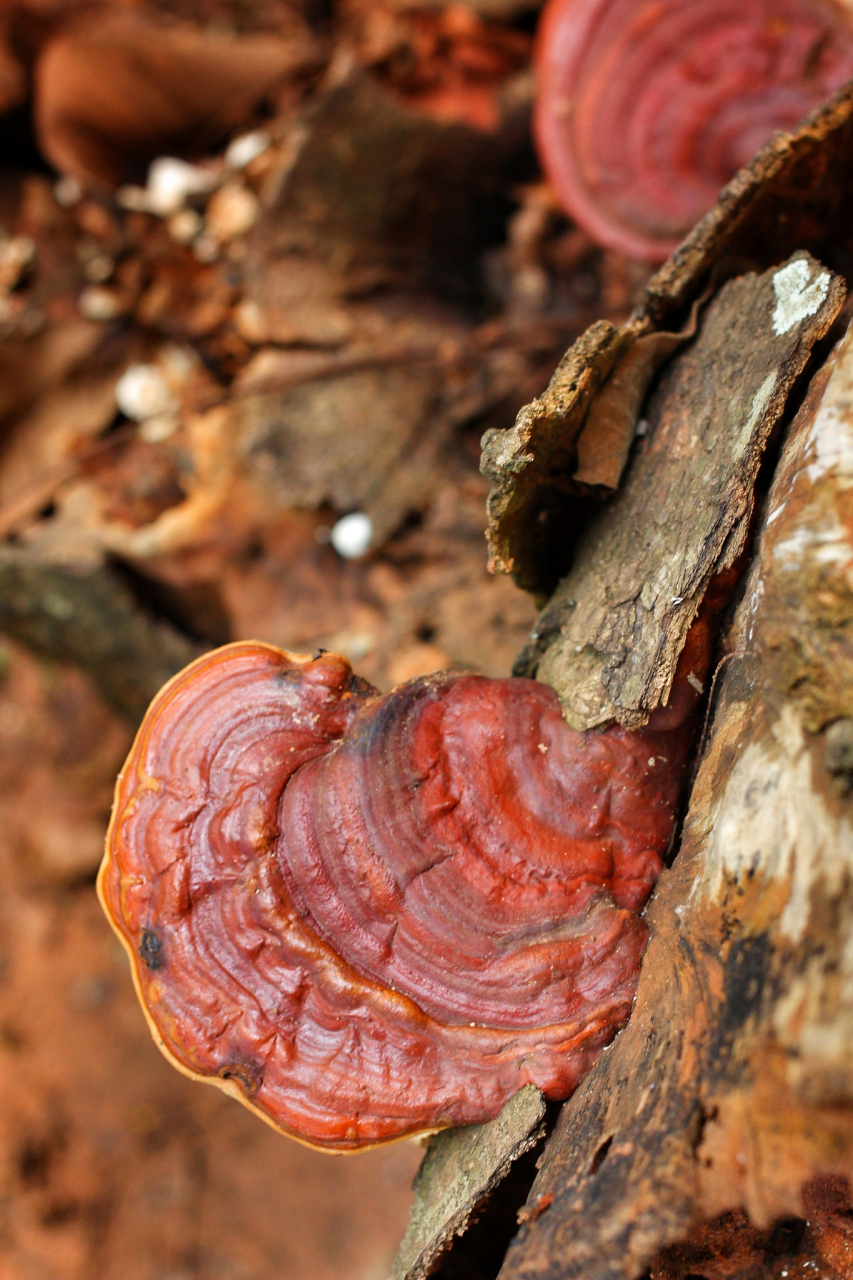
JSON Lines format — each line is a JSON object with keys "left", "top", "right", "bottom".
{"left": 34, "top": 9, "right": 321, "bottom": 186}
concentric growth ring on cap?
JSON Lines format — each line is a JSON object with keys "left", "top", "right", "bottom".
{"left": 99, "top": 642, "right": 694, "bottom": 1151}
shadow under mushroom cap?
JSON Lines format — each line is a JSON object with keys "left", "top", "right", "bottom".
{"left": 99, "top": 641, "right": 692, "bottom": 1151}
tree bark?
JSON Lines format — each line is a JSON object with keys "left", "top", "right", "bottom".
{"left": 394, "top": 78, "right": 853, "bottom": 1280}
{"left": 501, "top": 287, "right": 853, "bottom": 1280}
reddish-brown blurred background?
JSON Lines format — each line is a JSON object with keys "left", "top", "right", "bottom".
{"left": 0, "top": 0, "right": 650, "bottom": 1273}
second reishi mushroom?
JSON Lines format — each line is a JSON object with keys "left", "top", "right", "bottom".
{"left": 534, "top": 0, "right": 853, "bottom": 260}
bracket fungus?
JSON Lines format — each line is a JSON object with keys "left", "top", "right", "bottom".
{"left": 534, "top": 0, "right": 853, "bottom": 260}
{"left": 99, "top": 639, "right": 708, "bottom": 1152}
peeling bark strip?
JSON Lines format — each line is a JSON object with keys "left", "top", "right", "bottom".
{"left": 482, "top": 80, "right": 853, "bottom": 599}
{"left": 481, "top": 319, "right": 629, "bottom": 596}
{"left": 389, "top": 1087, "right": 546, "bottom": 1280}
{"left": 571, "top": 298, "right": 704, "bottom": 493}
{"left": 500, "top": 321, "right": 853, "bottom": 1280}
{"left": 521, "top": 254, "right": 844, "bottom": 731}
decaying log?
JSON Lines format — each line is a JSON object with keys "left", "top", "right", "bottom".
{"left": 501, "top": 280, "right": 853, "bottom": 1280}
{"left": 395, "top": 77, "right": 853, "bottom": 1280}
{"left": 395, "top": 279, "right": 847, "bottom": 1280}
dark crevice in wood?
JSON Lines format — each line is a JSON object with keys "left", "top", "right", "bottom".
{"left": 588, "top": 1135, "right": 613, "bottom": 1177}
{"left": 430, "top": 1140, "right": 547, "bottom": 1280}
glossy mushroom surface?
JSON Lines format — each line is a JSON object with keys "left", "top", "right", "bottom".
{"left": 99, "top": 642, "right": 696, "bottom": 1151}
{"left": 534, "top": 0, "right": 853, "bottom": 260}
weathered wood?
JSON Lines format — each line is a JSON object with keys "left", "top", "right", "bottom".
{"left": 0, "top": 548, "right": 199, "bottom": 723}
{"left": 393, "top": 258, "right": 845, "bottom": 1280}
{"left": 481, "top": 320, "right": 631, "bottom": 598}
{"left": 389, "top": 1086, "right": 547, "bottom": 1280}
{"left": 500, "top": 318, "right": 853, "bottom": 1280}
{"left": 521, "top": 254, "right": 844, "bottom": 730}
{"left": 395, "top": 76, "right": 853, "bottom": 1280}
{"left": 483, "top": 81, "right": 853, "bottom": 600}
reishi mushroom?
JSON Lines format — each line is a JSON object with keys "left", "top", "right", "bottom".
{"left": 534, "top": 0, "right": 853, "bottom": 261}
{"left": 99, "top": 625, "right": 713, "bottom": 1152}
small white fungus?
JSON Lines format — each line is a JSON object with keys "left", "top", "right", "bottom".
{"left": 330, "top": 512, "right": 373, "bottom": 559}
{"left": 115, "top": 364, "right": 179, "bottom": 421}
{"left": 145, "top": 157, "right": 219, "bottom": 217}
{"left": 225, "top": 131, "right": 271, "bottom": 170}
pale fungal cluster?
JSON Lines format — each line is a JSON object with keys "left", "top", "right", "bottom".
{"left": 0, "top": 234, "right": 35, "bottom": 323}
{"left": 111, "top": 130, "right": 270, "bottom": 257}
{"left": 113, "top": 347, "right": 196, "bottom": 442}
{"left": 60, "top": 128, "right": 272, "bottom": 324}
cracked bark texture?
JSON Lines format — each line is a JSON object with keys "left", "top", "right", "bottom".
{"left": 397, "top": 79, "right": 853, "bottom": 1280}
{"left": 518, "top": 253, "right": 844, "bottom": 731}
{"left": 482, "top": 80, "right": 853, "bottom": 600}
{"left": 500, "top": 311, "right": 853, "bottom": 1280}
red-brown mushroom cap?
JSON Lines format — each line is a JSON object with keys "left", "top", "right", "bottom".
{"left": 99, "top": 641, "right": 693, "bottom": 1152}
{"left": 534, "top": 0, "right": 853, "bottom": 261}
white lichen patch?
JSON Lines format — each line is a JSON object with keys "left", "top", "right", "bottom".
{"left": 765, "top": 325, "right": 853, "bottom": 571}
{"left": 701, "top": 705, "right": 853, "bottom": 943}
{"left": 803, "top": 328, "right": 853, "bottom": 484}
{"left": 771, "top": 511, "right": 853, "bottom": 571}
{"left": 736, "top": 372, "right": 777, "bottom": 450}
{"left": 772, "top": 259, "right": 830, "bottom": 336}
